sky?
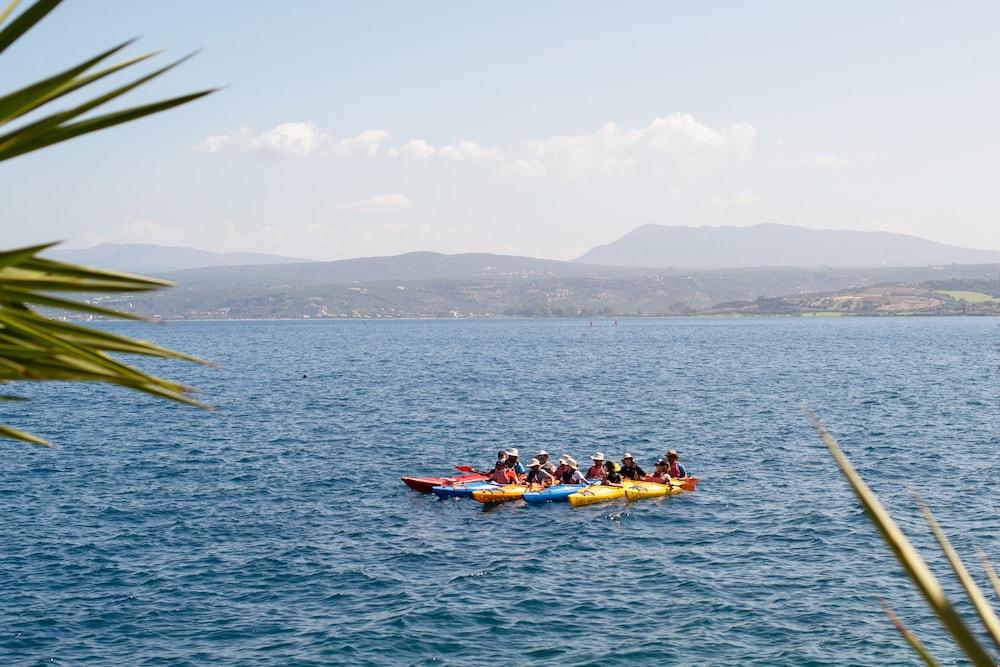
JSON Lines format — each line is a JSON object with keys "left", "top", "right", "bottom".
{"left": 3, "top": 0, "right": 999, "bottom": 261}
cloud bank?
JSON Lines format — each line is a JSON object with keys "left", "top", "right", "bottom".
{"left": 195, "top": 113, "right": 752, "bottom": 177}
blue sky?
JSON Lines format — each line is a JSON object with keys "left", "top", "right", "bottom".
{"left": 4, "top": 1, "right": 998, "bottom": 260}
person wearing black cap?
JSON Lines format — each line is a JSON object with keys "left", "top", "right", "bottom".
{"left": 644, "top": 459, "right": 673, "bottom": 484}
{"left": 619, "top": 453, "right": 646, "bottom": 481}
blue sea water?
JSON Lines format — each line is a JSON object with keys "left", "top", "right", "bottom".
{"left": 1, "top": 317, "right": 998, "bottom": 666}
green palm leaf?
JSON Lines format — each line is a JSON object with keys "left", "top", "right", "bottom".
{"left": 0, "top": 0, "right": 216, "bottom": 445}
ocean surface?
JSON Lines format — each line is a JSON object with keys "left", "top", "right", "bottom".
{"left": 1, "top": 317, "right": 998, "bottom": 666}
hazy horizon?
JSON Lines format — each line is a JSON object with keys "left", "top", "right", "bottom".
{"left": 56, "top": 221, "right": 1000, "bottom": 264}
{"left": 5, "top": 1, "right": 999, "bottom": 261}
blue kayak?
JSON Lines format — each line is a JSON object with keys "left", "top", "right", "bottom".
{"left": 432, "top": 480, "right": 498, "bottom": 499}
{"left": 523, "top": 484, "right": 588, "bottom": 504}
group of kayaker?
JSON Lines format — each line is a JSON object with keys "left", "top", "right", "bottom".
{"left": 486, "top": 448, "right": 689, "bottom": 487}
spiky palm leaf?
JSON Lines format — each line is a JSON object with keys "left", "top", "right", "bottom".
{"left": 808, "top": 409, "right": 1000, "bottom": 666}
{"left": 0, "top": 0, "right": 214, "bottom": 445}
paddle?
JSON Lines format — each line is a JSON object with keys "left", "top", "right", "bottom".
{"left": 454, "top": 464, "right": 488, "bottom": 475}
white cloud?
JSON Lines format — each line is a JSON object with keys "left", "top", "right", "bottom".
{"left": 388, "top": 139, "right": 436, "bottom": 160}
{"left": 331, "top": 129, "right": 390, "bottom": 157}
{"left": 249, "top": 121, "right": 331, "bottom": 156}
{"left": 438, "top": 139, "right": 505, "bottom": 162}
{"left": 512, "top": 113, "right": 756, "bottom": 180}
{"left": 194, "top": 134, "right": 232, "bottom": 153}
{"left": 338, "top": 193, "right": 415, "bottom": 214}
{"left": 196, "top": 123, "right": 388, "bottom": 157}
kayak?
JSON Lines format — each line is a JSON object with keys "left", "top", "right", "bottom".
{"left": 432, "top": 480, "right": 498, "bottom": 499}
{"left": 471, "top": 484, "right": 539, "bottom": 504}
{"left": 401, "top": 472, "right": 487, "bottom": 494}
{"left": 623, "top": 480, "right": 684, "bottom": 501}
{"left": 523, "top": 483, "right": 587, "bottom": 504}
{"left": 567, "top": 484, "right": 626, "bottom": 507}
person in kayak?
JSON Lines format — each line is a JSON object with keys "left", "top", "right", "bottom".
{"left": 586, "top": 452, "right": 606, "bottom": 480}
{"left": 643, "top": 459, "right": 673, "bottom": 483}
{"left": 551, "top": 455, "right": 571, "bottom": 482}
{"left": 665, "top": 449, "right": 689, "bottom": 478}
{"left": 619, "top": 453, "right": 646, "bottom": 480}
{"left": 486, "top": 450, "right": 507, "bottom": 473}
{"left": 560, "top": 458, "right": 591, "bottom": 485}
{"left": 601, "top": 460, "right": 624, "bottom": 487}
{"left": 536, "top": 450, "right": 558, "bottom": 476}
{"left": 505, "top": 449, "right": 526, "bottom": 478}
{"left": 525, "top": 458, "right": 555, "bottom": 486}
{"left": 490, "top": 460, "right": 518, "bottom": 484}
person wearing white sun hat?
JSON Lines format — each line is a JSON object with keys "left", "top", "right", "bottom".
{"left": 560, "top": 457, "right": 591, "bottom": 485}
{"left": 535, "top": 450, "right": 557, "bottom": 475}
{"left": 551, "top": 455, "right": 572, "bottom": 483}
{"left": 505, "top": 448, "right": 526, "bottom": 478}
{"left": 525, "top": 458, "right": 555, "bottom": 486}
{"left": 619, "top": 453, "right": 646, "bottom": 481}
{"left": 585, "top": 452, "right": 606, "bottom": 480}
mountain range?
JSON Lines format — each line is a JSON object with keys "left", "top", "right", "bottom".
{"left": 49, "top": 224, "right": 1000, "bottom": 276}
{"left": 42, "top": 225, "right": 1000, "bottom": 319}
{"left": 576, "top": 223, "right": 1000, "bottom": 268}
{"left": 47, "top": 243, "right": 307, "bottom": 274}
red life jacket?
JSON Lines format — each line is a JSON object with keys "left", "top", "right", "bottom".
{"left": 668, "top": 462, "right": 682, "bottom": 478}
{"left": 586, "top": 464, "right": 606, "bottom": 480}
{"left": 492, "top": 467, "right": 516, "bottom": 484}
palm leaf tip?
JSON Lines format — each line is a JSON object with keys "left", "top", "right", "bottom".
{"left": 0, "top": 422, "right": 53, "bottom": 447}
{"left": 877, "top": 596, "right": 941, "bottom": 667}
{"left": 912, "top": 492, "right": 1000, "bottom": 651}
{"left": 980, "top": 552, "right": 1000, "bottom": 602}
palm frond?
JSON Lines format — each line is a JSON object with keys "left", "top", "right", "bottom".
{"left": 808, "top": 408, "right": 997, "bottom": 666}
{"left": 0, "top": 244, "right": 211, "bottom": 444}
{"left": 0, "top": 0, "right": 215, "bottom": 162}
{"left": 913, "top": 494, "right": 1000, "bottom": 650}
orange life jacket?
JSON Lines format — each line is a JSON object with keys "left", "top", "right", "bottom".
{"left": 492, "top": 467, "right": 516, "bottom": 484}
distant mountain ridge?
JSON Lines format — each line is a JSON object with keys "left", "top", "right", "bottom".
{"left": 115, "top": 251, "right": 999, "bottom": 319}
{"left": 576, "top": 223, "right": 1000, "bottom": 269}
{"left": 47, "top": 243, "right": 307, "bottom": 274}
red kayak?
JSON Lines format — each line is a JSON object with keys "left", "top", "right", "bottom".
{"left": 402, "top": 472, "right": 487, "bottom": 494}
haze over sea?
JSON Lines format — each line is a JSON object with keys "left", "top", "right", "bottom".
{"left": 1, "top": 317, "right": 997, "bottom": 666}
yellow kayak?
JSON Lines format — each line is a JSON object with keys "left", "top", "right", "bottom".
{"left": 471, "top": 484, "right": 535, "bottom": 504}
{"left": 623, "top": 480, "right": 685, "bottom": 501}
{"left": 567, "top": 484, "right": 626, "bottom": 507}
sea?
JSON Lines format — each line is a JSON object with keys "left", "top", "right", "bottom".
{"left": 1, "top": 317, "right": 997, "bottom": 666}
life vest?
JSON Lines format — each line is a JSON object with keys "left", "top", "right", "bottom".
{"left": 586, "top": 464, "right": 605, "bottom": 479}
{"left": 492, "top": 467, "right": 516, "bottom": 484}
{"left": 561, "top": 468, "right": 577, "bottom": 484}
{"left": 668, "top": 462, "right": 683, "bottom": 478}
